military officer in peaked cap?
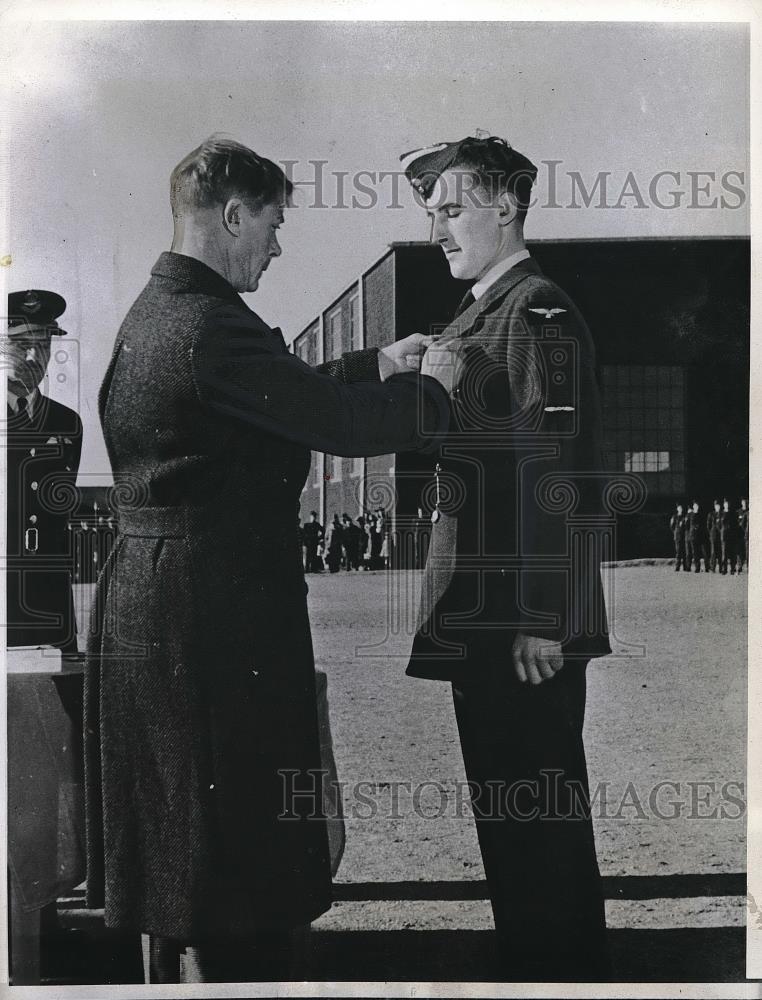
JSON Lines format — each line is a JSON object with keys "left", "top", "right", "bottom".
{"left": 402, "top": 134, "right": 613, "bottom": 980}
{"left": 4, "top": 290, "right": 82, "bottom": 653}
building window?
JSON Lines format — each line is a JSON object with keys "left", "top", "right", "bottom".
{"left": 328, "top": 308, "right": 343, "bottom": 360}
{"left": 351, "top": 456, "right": 363, "bottom": 478}
{"left": 349, "top": 293, "right": 361, "bottom": 351}
{"left": 624, "top": 451, "right": 671, "bottom": 473}
{"left": 296, "top": 325, "right": 318, "bottom": 365}
{"left": 601, "top": 365, "right": 685, "bottom": 496}
{"left": 330, "top": 454, "right": 342, "bottom": 482}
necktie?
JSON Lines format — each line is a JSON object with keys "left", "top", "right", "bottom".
{"left": 14, "top": 396, "right": 32, "bottom": 429}
{"left": 454, "top": 290, "right": 476, "bottom": 317}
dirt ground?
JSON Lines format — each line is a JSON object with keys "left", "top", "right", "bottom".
{"left": 306, "top": 566, "right": 747, "bottom": 936}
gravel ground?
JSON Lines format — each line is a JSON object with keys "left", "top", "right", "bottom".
{"left": 63, "top": 568, "right": 746, "bottom": 982}
{"left": 306, "top": 566, "right": 747, "bottom": 935}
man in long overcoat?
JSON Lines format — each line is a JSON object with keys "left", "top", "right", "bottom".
{"left": 402, "top": 136, "right": 614, "bottom": 981}
{"left": 84, "top": 136, "right": 448, "bottom": 983}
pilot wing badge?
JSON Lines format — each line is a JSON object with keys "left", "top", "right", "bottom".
{"left": 529, "top": 306, "right": 567, "bottom": 319}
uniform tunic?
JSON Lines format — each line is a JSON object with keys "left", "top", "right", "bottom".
{"left": 6, "top": 394, "right": 82, "bottom": 651}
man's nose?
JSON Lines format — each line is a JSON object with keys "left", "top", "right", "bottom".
{"left": 270, "top": 237, "right": 282, "bottom": 258}
{"left": 430, "top": 214, "right": 448, "bottom": 245}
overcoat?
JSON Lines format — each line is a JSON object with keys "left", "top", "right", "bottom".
{"left": 84, "top": 251, "right": 447, "bottom": 940}
{"left": 6, "top": 394, "right": 82, "bottom": 651}
{"left": 408, "top": 257, "right": 612, "bottom": 681}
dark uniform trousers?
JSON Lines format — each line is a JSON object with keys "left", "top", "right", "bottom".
{"left": 707, "top": 515, "right": 722, "bottom": 573}
{"left": 686, "top": 524, "right": 709, "bottom": 573}
{"left": 451, "top": 652, "right": 610, "bottom": 982}
{"left": 669, "top": 515, "right": 687, "bottom": 571}
{"left": 737, "top": 511, "right": 749, "bottom": 572}
{"left": 719, "top": 513, "right": 737, "bottom": 575}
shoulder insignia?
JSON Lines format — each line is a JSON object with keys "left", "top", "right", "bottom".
{"left": 529, "top": 307, "right": 567, "bottom": 319}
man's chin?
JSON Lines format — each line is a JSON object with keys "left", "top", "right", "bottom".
{"left": 444, "top": 253, "right": 473, "bottom": 280}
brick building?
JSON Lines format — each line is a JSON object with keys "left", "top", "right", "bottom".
{"left": 293, "top": 237, "right": 750, "bottom": 561}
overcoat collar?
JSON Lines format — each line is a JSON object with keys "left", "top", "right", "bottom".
{"left": 446, "top": 256, "right": 543, "bottom": 339}
{"left": 150, "top": 252, "right": 285, "bottom": 344}
{"left": 151, "top": 252, "right": 243, "bottom": 304}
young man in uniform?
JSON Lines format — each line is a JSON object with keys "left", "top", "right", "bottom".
{"left": 402, "top": 135, "right": 612, "bottom": 981}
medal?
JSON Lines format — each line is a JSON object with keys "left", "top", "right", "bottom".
{"left": 431, "top": 462, "right": 442, "bottom": 524}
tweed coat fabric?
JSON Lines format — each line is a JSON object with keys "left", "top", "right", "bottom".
{"left": 6, "top": 394, "right": 82, "bottom": 651}
{"left": 84, "top": 251, "right": 447, "bottom": 940}
{"left": 408, "top": 257, "right": 612, "bottom": 682}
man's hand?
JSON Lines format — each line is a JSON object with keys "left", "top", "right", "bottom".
{"left": 377, "top": 333, "right": 439, "bottom": 380}
{"left": 511, "top": 632, "right": 564, "bottom": 685}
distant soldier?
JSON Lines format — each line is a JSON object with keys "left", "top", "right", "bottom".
{"left": 374, "top": 508, "right": 389, "bottom": 569}
{"left": 356, "top": 516, "right": 369, "bottom": 570}
{"left": 669, "top": 503, "right": 688, "bottom": 572}
{"left": 325, "top": 514, "right": 343, "bottom": 573}
{"left": 686, "top": 501, "right": 709, "bottom": 572}
{"left": 737, "top": 498, "right": 749, "bottom": 573}
{"left": 341, "top": 513, "right": 364, "bottom": 571}
{"left": 720, "top": 498, "right": 738, "bottom": 575}
{"left": 302, "top": 510, "right": 324, "bottom": 573}
{"left": 707, "top": 500, "right": 722, "bottom": 573}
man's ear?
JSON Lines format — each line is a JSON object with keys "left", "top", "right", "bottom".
{"left": 222, "top": 198, "right": 242, "bottom": 237}
{"left": 497, "top": 191, "right": 518, "bottom": 226}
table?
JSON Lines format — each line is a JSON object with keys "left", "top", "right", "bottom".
{"left": 7, "top": 648, "right": 86, "bottom": 984}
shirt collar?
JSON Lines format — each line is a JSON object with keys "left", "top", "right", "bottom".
{"left": 7, "top": 387, "right": 39, "bottom": 417}
{"left": 471, "top": 249, "right": 532, "bottom": 301}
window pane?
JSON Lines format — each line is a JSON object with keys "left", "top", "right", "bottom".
{"left": 328, "top": 310, "right": 342, "bottom": 358}
{"left": 349, "top": 295, "right": 361, "bottom": 351}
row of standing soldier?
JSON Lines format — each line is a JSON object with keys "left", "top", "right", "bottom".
{"left": 670, "top": 499, "right": 749, "bottom": 574}
{"left": 300, "top": 510, "right": 389, "bottom": 573}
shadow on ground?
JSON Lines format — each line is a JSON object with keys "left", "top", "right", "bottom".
{"left": 311, "top": 926, "right": 744, "bottom": 982}
{"left": 42, "top": 874, "right": 747, "bottom": 985}
{"left": 42, "top": 924, "right": 745, "bottom": 984}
